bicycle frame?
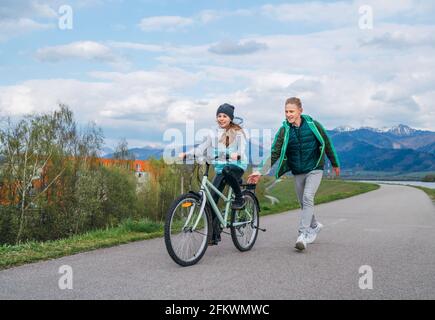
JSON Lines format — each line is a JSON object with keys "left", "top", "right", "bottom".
{"left": 200, "top": 175, "right": 234, "bottom": 228}
{"left": 195, "top": 164, "right": 253, "bottom": 229}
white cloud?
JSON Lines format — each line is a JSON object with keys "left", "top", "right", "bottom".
{"left": 137, "top": 8, "right": 252, "bottom": 33}
{"left": 197, "top": 10, "right": 222, "bottom": 24}
{"left": 0, "top": 0, "right": 112, "bottom": 20}
{"left": 166, "top": 100, "right": 198, "bottom": 124}
{"left": 360, "top": 27, "right": 435, "bottom": 49}
{"left": 35, "top": 41, "right": 130, "bottom": 69}
{"left": 261, "top": 1, "right": 355, "bottom": 27}
{"left": 0, "top": 67, "right": 203, "bottom": 135}
{"left": 260, "top": 0, "right": 435, "bottom": 28}
{"left": 0, "top": 84, "right": 35, "bottom": 115}
{"left": 145, "top": 23, "right": 435, "bottom": 131}
{"left": 36, "top": 41, "right": 114, "bottom": 62}
{"left": 30, "top": 2, "right": 58, "bottom": 18}
{"left": 138, "top": 16, "right": 194, "bottom": 32}
{"left": 0, "top": 18, "right": 53, "bottom": 41}
{"left": 88, "top": 67, "right": 199, "bottom": 88}
{"left": 209, "top": 40, "right": 268, "bottom": 55}
{"left": 0, "top": 0, "right": 56, "bottom": 20}
{"left": 197, "top": 9, "right": 253, "bottom": 24}
{"left": 108, "top": 41, "right": 166, "bottom": 52}
{"left": 0, "top": 0, "right": 116, "bottom": 40}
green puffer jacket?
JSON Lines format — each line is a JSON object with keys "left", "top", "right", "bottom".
{"left": 257, "top": 114, "right": 340, "bottom": 178}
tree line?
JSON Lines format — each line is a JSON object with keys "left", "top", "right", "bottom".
{"left": 0, "top": 106, "right": 189, "bottom": 244}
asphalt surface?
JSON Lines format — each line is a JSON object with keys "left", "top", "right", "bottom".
{"left": 1, "top": 184, "right": 434, "bottom": 300}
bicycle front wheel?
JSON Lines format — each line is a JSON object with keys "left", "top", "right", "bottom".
{"left": 164, "top": 192, "right": 212, "bottom": 266}
{"left": 230, "top": 190, "right": 260, "bottom": 251}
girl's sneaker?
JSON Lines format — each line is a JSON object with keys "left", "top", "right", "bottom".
{"left": 295, "top": 233, "right": 308, "bottom": 251}
{"left": 306, "top": 222, "right": 323, "bottom": 244}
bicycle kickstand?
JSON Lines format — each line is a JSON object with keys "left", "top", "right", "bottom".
{"left": 255, "top": 226, "right": 267, "bottom": 232}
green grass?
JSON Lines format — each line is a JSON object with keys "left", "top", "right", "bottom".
{"left": 341, "top": 170, "right": 435, "bottom": 181}
{"left": 412, "top": 186, "right": 435, "bottom": 201}
{"left": 259, "top": 177, "right": 379, "bottom": 215}
{"left": 0, "top": 179, "right": 379, "bottom": 271}
{"left": 0, "top": 219, "right": 164, "bottom": 271}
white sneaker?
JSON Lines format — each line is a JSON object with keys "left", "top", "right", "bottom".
{"left": 306, "top": 222, "right": 323, "bottom": 244}
{"left": 295, "top": 233, "right": 308, "bottom": 251}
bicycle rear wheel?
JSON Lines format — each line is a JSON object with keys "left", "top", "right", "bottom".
{"left": 164, "top": 192, "right": 212, "bottom": 266}
{"left": 230, "top": 190, "right": 260, "bottom": 251}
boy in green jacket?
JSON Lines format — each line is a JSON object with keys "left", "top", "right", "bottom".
{"left": 248, "top": 97, "right": 340, "bottom": 251}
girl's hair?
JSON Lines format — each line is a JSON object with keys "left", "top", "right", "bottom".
{"left": 285, "top": 97, "right": 302, "bottom": 109}
{"left": 219, "top": 121, "right": 245, "bottom": 147}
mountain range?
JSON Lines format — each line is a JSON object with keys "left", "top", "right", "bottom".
{"left": 327, "top": 124, "right": 435, "bottom": 173}
{"left": 103, "top": 124, "right": 435, "bottom": 174}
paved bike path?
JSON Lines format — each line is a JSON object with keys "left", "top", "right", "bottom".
{"left": 1, "top": 184, "right": 434, "bottom": 299}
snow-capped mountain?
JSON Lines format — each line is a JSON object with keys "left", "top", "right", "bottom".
{"left": 334, "top": 125, "right": 356, "bottom": 132}
{"left": 334, "top": 124, "right": 420, "bottom": 136}
{"left": 388, "top": 124, "right": 416, "bottom": 136}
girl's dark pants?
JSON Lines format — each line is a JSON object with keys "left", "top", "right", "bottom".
{"left": 210, "top": 165, "right": 244, "bottom": 242}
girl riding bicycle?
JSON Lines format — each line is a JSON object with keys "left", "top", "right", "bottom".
{"left": 180, "top": 103, "right": 248, "bottom": 244}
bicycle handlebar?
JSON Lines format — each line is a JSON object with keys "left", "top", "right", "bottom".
{"left": 178, "top": 153, "right": 240, "bottom": 164}
{"left": 176, "top": 154, "right": 255, "bottom": 188}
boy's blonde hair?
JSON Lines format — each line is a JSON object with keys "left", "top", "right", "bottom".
{"left": 285, "top": 97, "right": 302, "bottom": 109}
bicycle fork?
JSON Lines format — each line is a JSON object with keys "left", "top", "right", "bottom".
{"left": 182, "top": 190, "right": 207, "bottom": 231}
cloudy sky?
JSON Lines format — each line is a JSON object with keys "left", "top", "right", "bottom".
{"left": 1, "top": 0, "right": 434, "bottom": 148}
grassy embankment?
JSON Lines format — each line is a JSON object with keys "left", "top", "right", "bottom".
{"left": 412, "top": 186, "right": 435, "bottom": 201}
{"left": 259, "top": 176, "right": 379, "bottom": 215}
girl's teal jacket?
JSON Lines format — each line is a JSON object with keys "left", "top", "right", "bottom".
{"left": 186, "top": 127, "right": 248, "bottom": 174}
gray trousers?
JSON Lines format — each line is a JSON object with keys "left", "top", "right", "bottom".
{"left": 294, "top": 170, "right": 323, "bottom": 234}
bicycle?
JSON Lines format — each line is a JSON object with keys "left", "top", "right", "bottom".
{"left": 164, "top": 155, "right": 265, "bottom": 266}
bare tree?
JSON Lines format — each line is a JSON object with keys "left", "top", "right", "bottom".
{"left": 113, "top": 138, "right": 134, "bottom": 161}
